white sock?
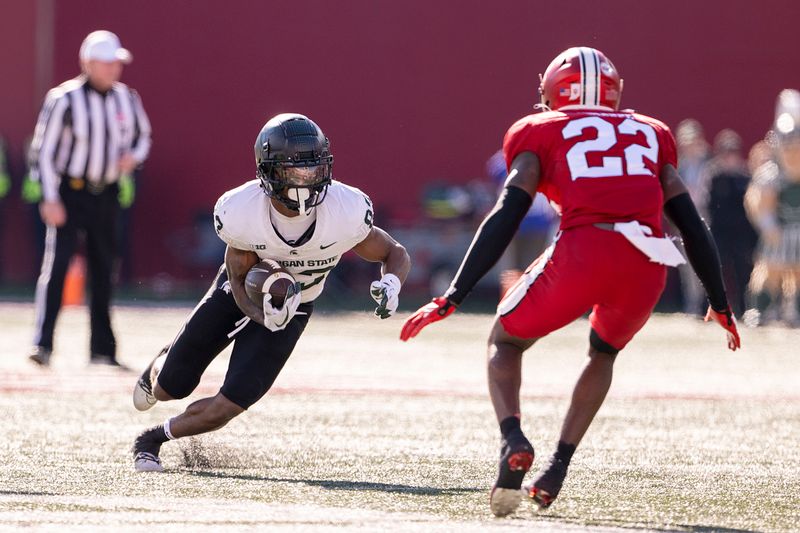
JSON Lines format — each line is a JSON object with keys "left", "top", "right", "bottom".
{"left": 163, "top": 417, "right": 177, "bottom": 440}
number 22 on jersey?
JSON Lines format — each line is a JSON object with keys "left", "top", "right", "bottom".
{"left": 563, "top": 116, "right": 659, "bottom": 180}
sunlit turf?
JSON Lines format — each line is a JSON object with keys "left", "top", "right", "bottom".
{"left": 0, "top": 303, "right": 797, "bottom": 531}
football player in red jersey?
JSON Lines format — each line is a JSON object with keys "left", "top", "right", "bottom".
{"left": 401, "top": 47, "right": 740, "bottom": 516}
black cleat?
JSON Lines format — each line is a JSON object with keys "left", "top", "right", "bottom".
{"left": 90, "top": 353, "right": 131, "bottom": 370}
{"left": 132, "top": 427, "right": 166, "bottom": 472}
{"left": 527, "top": 455, "right": 569, "bottom": 510}
{"left": 28, "top": 346, "right": 52, "bottom": 367}
{"left": 489, "top": 435, "right": 535, "bottom": 517}
{"left": 133, "top": 451, "right": 163, "bottom": 472}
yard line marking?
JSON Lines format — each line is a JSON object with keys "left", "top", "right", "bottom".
{"left": 0, "top": 372, "right": 796, "bottom": 401}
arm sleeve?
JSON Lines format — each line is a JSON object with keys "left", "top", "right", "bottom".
{"left": 444, "top": 186, "right": 533, "bottom": 305}
{"left": 664, "top": 192, "right": 728, "bottom": 311}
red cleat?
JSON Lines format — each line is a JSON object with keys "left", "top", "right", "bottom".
{"left": 526, "top": 456, "right": 568, "bottom": 510}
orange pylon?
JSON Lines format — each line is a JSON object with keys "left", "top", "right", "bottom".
{"left": 62, "top": 255, "right": 86, "bottom": 306}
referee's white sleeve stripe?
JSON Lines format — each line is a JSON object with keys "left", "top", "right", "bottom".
{"left": 38, "top": 95, "right": 69, "bottom": 202}
{"left": 28, "top": 94, "right": 58, "bottom": 181}
{"left": 87, "top": 90, "right": 106, "bottom": 182}
{"left": 129, "top": 92, "right": 152, "bottom": 163}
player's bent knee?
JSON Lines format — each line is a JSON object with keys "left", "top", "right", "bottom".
{"left": 489, "top": 341, "right": 524, "bottom": 360}
{"left": 589, "top": 329, "right": 620, "bottom": 358}
{"left": 487, "top": 345, "right": 521, "bottom": 379}
{"left": 488, "top": 318, "right": 537, "bottom": 352}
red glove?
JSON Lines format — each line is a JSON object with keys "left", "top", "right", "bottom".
{"left": 400, "top": 297, "right": 457, "bottom": 341}
{"left": 704, "top": 306, "right": 741, "bottom": 351}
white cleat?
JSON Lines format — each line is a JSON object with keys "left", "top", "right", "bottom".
{"left": 489, "top": 486, "right": 524, "bottom": 517}
{"left": 134, "top": 452, "right": 164, "bottom": 472}
{"left": 133, "top": 351, "right": 166, "bottom": 411}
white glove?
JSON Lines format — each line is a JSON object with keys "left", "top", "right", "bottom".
{"left": 262, "top": 289, "right": 301, "bottom": 332}
{"left": 370, "top": 273, "right": 401, "bottom": 319}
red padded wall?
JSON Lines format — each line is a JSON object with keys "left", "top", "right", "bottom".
{"left": 2, "top": 0, "right": 799, "bottom": 280}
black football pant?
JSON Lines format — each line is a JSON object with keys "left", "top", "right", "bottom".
{"left": 713, "top": 232, "right": 755, "bottom": 317}
{"left": 33, "top": 182, "right": 119, "bottom": 358}
{"left": 156, "top": 266, "right": 313, "bottom": 409}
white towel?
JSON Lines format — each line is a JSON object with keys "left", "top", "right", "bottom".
{"left": 613, "top": 221, "right": 686, "bottom": 267}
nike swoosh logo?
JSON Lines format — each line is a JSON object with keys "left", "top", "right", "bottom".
{"left": 275, "top": 314, "right": 290, "bottom": 328}
{"left": 320, "top": 242, "right": 337, "bottom": 250}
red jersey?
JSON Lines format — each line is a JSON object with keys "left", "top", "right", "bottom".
{"left": 503, "top": 108, "right": 678, "bottom": 236}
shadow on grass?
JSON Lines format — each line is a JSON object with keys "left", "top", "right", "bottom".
{"left": 536, "top": 513, "right": 761, "bottom": 533}
{"left": 187, "top": 470, "right": 482, "bottom": 496}
{"left": 0, "top": 490, "right": 57, "bottom": 496}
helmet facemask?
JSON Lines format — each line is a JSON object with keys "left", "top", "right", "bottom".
{"left": 254, "top": 114, "right": 334, "bottom": 216}
{"left": 258, "top": 158, "right": 332, "bottom": 216}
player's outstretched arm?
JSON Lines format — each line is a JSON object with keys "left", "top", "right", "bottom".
{"left": 224, "top": 245, "right": 265, "bottom": 325}
{"left": 660, "top": 164, "right": 740, "bottom": 351}
{"left": 400, "top": 151, "right": 540, "bottom": 341}
{"left": 352, "top": 226, "right": 411, "bottom": 319}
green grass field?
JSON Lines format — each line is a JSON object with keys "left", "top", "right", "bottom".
{"left": 0, "top": 302, "right": 798, "bottom": 532}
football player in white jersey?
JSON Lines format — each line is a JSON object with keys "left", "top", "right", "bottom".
{"left": 130, "top": 113, "right": 410, "bottom": 472}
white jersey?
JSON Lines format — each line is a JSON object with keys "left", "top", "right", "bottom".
{"left": 213, "top": 180, "right": 374, "bottom": 303}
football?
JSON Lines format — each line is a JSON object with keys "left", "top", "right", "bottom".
{"left": 244, "top": 259, "right": 297, "bottom": 308}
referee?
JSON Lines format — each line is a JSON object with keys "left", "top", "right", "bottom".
{"left": 27, "top": 30, "right": 152, "bottom": 367}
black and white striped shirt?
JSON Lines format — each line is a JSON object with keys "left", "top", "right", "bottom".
{"left": 29, "top": 75, "right": 152, "bottom": 201}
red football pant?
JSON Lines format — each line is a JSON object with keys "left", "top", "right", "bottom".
{"left": 498, "top": 225, "right": 667, "bottom": 351}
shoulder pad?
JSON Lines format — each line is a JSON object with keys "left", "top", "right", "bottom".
{"left": 213, "top": 181, "right": 262, "bottom": 250}
{"left": 327, "top": 181, "right": 374, "bottom": 240}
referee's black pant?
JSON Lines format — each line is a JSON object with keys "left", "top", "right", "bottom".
{"left": 33, "top": 180, "right": 119, "bottom": 359}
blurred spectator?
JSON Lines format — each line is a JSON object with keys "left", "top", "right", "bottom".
{"left": 744, "top": 89, "right": 800, "bottom": 326}
{"left": 674, "top": 119, "right": 711, "bottom": 314}
{"left": 422, "top": 182, "right": 476, "bottom": 220}
{"left": 0, "top": 138, "right": 10, "bottom": 201}
{"left": 747, "top": 138, "right": 774, "bottom": 175}
{"left": 676, "top": 119, "right": 711, "bottom": 206}
{"left": 699, "top": 129, "right": 757, "bottom": 316}
{"left": 0, "top": 138, "right": 10, "bottom": 281}
{"left": 418, "top": 178, "right": 497, "bottom": 295}
{"left": 486, "top": 149, "right": 558, "bottom": 293}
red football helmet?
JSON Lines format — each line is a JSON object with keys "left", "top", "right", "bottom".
{"left": 539, "top": 47, "right": 623, "bottom": 111}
